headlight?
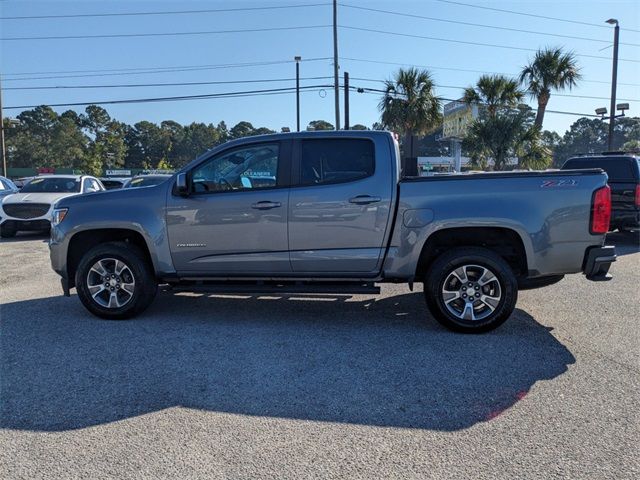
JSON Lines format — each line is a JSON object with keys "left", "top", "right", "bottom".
{"left": 52, "top": 208, "right": 68, "bottom": 226}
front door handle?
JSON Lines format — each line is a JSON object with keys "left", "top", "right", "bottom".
{"left": 349, "top": 195, "right": 381, "bottom": 205}
{"left": 251, "top": 201, "right": 281, "bottom": 210}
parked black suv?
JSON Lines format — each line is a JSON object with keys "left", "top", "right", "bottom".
{"left": 562, "top": 153, "right": 640, "bottom": 232}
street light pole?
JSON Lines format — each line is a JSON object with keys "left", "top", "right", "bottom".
{"left": 344, "top": 71, "right": 349, "bottom": 130}
{"left": 332, "top": 0, "right": 340, "bottom": 130}
{"left": 0, "top": 74, "right": 7, "bottom": 177}
{"left": 606, "top": 18, "right": 619, "bottom": 151}
{"left": 294, "top": 56, "right": 301, "bottom": 132}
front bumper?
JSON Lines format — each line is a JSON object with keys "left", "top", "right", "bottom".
{"left": 583, "top": 245, "right": 616, "bottom": 281}
{"left": 1, "top": 218, "right": 51, "bottom": 232}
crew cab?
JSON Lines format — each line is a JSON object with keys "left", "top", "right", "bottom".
{"left": 562, "top": 152, "right": 639, "bottom": 233}
{"left": 49, "top": 131, "right": 615, "bottom": 332}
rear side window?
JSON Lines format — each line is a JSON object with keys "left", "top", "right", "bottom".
{"left": 563, "top": 157, "right": 637, "bottom": 182}
{"left": 300, "top": 138, "right": 375, "bottom": 185}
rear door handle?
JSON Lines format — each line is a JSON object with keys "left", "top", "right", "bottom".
{"left": 251, "top": 201, "right": 281, "bottom": 210}
{"left": 349, "top": 195, "right": 381, "bottom": 205}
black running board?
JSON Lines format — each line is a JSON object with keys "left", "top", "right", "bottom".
{"left": 165, "top": 280, "right": 380, "bottom": 295}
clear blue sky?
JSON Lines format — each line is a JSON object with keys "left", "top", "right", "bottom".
{"left": 1, "top": 0, "right": 639, "bottom": 136}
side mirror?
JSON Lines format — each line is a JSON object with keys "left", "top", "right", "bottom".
{"left": 176, "top": 172, "right": 189, "bottom": 196}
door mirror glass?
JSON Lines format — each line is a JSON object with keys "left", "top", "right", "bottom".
{"left": 176, "top": 172, "right": 189, "bottom": 195}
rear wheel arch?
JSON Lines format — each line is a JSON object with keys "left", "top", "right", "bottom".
{"left": 415, "top": 226, "right": 529, "bottom": 281}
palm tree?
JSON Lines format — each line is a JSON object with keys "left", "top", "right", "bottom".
{"left": 519, "top": 47, "right": 581, "bottom": 129}
{"left": 463, "top": 107, "right": 540, "bottom": 170}
{"left": 463, "top": 74, "right": 524, "bottom": 116}
{"left": 378, "top": 68, "right": 442, "bottom": 158}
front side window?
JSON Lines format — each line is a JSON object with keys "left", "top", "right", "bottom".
{"left": 300, "top": 138, "right": 375, "bottom": 185}
{"left": 192, "top": 143, "right": 279, "bottom": 193}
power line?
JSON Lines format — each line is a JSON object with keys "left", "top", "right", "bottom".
{"left": 4, "top": 56, "right": 637, "bottom": 89}
{"left": 3, "top": 85, "right": 334, "bottom": 110}
{"left": 342, "top": 56, "right": 640, "bottom": 87}
{"left": 2, "top": 58, "right": 333, "bottom": 82}
{"left": 341, "top": 26, "right": 640, "bottom": 63}
{"left": 4, "top": 76, "right": 334, "bottom": 90}
{"left": 2, "top": 80, "right": 613, "bottom": 120}
{"left": 354, "top": 87, "right": 601, "bottom": 118}
{"left": 433, "top": 0, "right": 640, "bottom": 34}
{"left": 340, "top": 3, "right": 640, "bottom": 47}
{"left": 1, "top": 25, "right": 331, "bottom": 41}
{"left": 7, "top": 73, "right": 637, "bottom": 102}
{"left": 0, "top": 2, "right": 330, "bottom": 20}
{"left": 349, "top": 77, "right": 639, "bottom": 102}
{"left": 3, "top": 57, "right": 332, "bottom": 77}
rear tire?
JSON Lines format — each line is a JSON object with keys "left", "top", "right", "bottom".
{"left": 0, "top": 225, "right": 17, "bottom": 238}
{"left": 75, "top": 241, "right": 157, "bottom": 320}
{"left": 424, "top": 247, "right": 518, "bottom": 333}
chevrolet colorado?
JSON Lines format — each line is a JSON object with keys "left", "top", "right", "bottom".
{"left": 49, "top": 131, "right": 615, "bottom": 332}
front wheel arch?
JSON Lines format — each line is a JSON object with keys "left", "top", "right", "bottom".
{"left": 67, "top": 228, "right": 154, "bottom": 289}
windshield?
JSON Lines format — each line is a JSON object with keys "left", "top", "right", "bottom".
{"left": 21, "top": 177, "right": 81, "bottom": 193}
{"left": 125, "top": 176, "right": 170, "bottom": 188}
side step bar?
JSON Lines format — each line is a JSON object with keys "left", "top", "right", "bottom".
{"left": 166, "top": 280, "right": 381, "bottom": 295}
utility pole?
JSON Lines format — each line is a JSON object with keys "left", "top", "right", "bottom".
{"left": 344, "top": 71, "right": 350, "bottom": 130}
{"left": 294, "top": 56, "right": 301, "bottom": 132}
{"left": 606, "top": 18, "right": 620, "bottom": 151}
{"left": 332, "top": 0, "right": 340, "bottom": 130}
{"left": 0, "top": 74, "right": 6, "bottom": 177}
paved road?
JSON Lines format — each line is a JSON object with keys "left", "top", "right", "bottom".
{"left": 1, "top": 233, "right": 638, "bottom": 479}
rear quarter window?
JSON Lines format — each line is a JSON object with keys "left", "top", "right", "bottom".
{"left": 562, "top": 157, "right": 638, "bottom": 182}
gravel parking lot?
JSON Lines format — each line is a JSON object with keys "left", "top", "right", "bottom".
{"left": 1, "top": 232, "right": 638, "bottom": 479}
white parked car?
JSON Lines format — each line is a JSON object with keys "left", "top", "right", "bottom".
{"left": 0, "top": 175, "right": 104, "bottom": 238}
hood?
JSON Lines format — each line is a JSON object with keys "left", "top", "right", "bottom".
{"left": 1, "top": 191, "right": 80, "bottom": 206}
{"left": 58, "top": 179, "right": 172, "bottom": 208}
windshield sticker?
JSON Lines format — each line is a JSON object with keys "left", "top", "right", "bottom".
{"left": 131, "top": 178, "right": 144, "bottom": 184}
{"left": 29, "top": 178, "right": 44, "bottom": 184}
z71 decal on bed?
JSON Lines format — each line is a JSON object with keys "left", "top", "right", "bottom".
{"left": 541, "top": 179, "right": 578, "bottom": 188}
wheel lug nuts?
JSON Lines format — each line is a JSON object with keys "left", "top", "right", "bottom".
{"left": 475, "top": 286, "right": 479, "bottom": 290}
{"left": 462, "top": 294, "right": 467, "bottom": 298}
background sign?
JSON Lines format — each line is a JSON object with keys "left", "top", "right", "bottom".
{"left": 442, "top": 100, "right": 478, "bottom": 140}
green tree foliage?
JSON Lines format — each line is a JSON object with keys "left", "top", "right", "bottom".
{"left": 4, "top": 105, "right": 275, "bottom": 173}
{"left": 463, "top": 107, "right": 551, "bottom": 171}
{"left": 552, "top": 116, "right": 640, "bottom": 166}
{"left": 379, "top": 68, "right": 441, "bottom": 157}
{"left": 81, "top": 106, "right": 127, "bottom": 170}
{"left": 307, "top": 120, "right": 334, "bottom": 131}
{"left": 350, "top": 124, "right": 368, "bottom": 130}
{"left": 519, "top": 47, "right": 581, "bottom": 129}
{"left": 462, "top": 76, "right": 549, "bottom": 170}
{"left": 463, "top": 75, "right": 523, "bottom": 116}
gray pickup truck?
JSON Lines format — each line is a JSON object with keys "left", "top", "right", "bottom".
{"left": 49, "top": 131, "right": 615, "bottom": 332}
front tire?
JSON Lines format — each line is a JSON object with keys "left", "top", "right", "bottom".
{"left": 424, "top": 247, "right": 518, "bottom": 333}
{"left": 75, "top": 241, "right": 157, "bottom": 320}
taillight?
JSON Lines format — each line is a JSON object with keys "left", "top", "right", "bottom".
{"left": 635, "top": 184, "right": 640, "bottom": 207}
{"left": 591, "top": 185, "right": 611, "bottom": 234}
